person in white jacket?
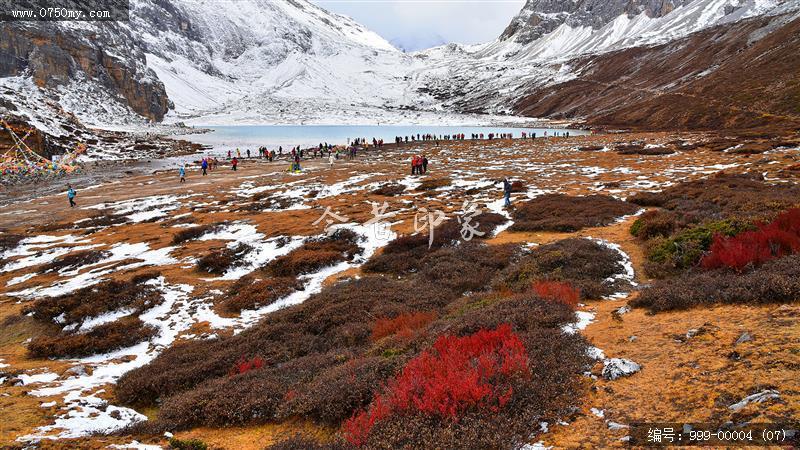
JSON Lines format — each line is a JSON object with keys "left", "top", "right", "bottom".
{"left": 329, "top": 152, "right": 335, "bottom": 168}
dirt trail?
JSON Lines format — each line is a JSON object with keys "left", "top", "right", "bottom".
{"left": 1, "top": 131, "right": 799, "bottom": 448}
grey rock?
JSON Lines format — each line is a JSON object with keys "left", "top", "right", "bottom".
{"left": 602, "top": 358, "right": 641, "bottom": 380}
{"left": 61, "top": 365, "right": 88, "bottom": 379}
{"left": 729, "top": 390, "right": 780, "bottom": 412}
{"left": 735, "top": 332, "right": 753, "bottom": 345}
{"left": 607, "top": 421, "right": 630, "bottom": 430}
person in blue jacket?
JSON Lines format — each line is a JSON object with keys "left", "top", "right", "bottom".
{"left": 67, "top": 185, "right": 77, "bottom": 208}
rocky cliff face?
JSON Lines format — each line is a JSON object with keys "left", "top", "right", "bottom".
{"left": 0, "top": 22, "right": 170, "bottom": 121}
{"left": 500, "top": 0, "right": 690, "bottom": 44}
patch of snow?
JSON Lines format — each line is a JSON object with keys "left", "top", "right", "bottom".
{"left": 563, "top": 310, "right": 595, "bottom": 335}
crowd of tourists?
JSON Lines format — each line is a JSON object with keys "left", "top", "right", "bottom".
{"left": 86, "top": 129, "right": 568, "bottom": 211}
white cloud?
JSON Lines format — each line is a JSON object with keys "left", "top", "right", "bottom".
{"left": 313, "top": 0, "right": 526, "bottom": 51}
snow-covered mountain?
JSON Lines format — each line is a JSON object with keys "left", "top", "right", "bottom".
{"left": 134, "top": 0, "right": 433, "bottom": 124}
{"left": 1, "top": 0, "right": 798, "bottom": 133}
{"left": 1, "top": 0, "right": 434, "bottom": 128}
{"left": 411, "top": 0, "right": 796, "bottom": 114}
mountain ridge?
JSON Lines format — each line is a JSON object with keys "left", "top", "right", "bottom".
{"left": 0, "top": 0, "right": 798, "bottom": 141}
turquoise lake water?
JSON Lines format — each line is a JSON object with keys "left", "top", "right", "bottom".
{"left": 176, "top": 125, "right": 587, "bottom": 153}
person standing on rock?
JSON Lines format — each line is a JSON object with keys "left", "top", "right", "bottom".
{"left": 179, "top": 165, "right": 186, "bottom": 183}
{"left": 329, "top": 151, "right": 335, "bottom": 168}
{"left": 201, "top": 158, "right": 208, "bottom": 176}
{"left": 231, "top": 157, "right": 238, "bottom": 171}
{"left": 67, "top": 185, "right": 77, "bottom": 208}
{"left": 503, "top": 178, "right": 512, "bottom": 208}
{"left": 247, "top": 149, "right": 251, "bottom": 159}
{"left": 422, "top": 155, "right": 428, "bottom": 174}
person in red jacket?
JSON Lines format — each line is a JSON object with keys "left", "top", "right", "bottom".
{"left": 231, "top": 157, "right": 238, "bottom": 171}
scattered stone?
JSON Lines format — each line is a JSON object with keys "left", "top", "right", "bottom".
{"left": 590, "top": 407, "right": 605, "bottom": 418}
{"left": 602, "top": 358, "right": 641, "bottom": 380}
{"left": 677, "top": 322, "right": 719, "bottom": 342}
{"left": 628, "top": 335, "right": 637, "bottom": 342}
{"left": 735, "top": 332, "right": 753, "bottom": 345}
{"left": 607, "top": 421, "right": 629, "bottom": 431}
{"left": 61, "top": 365, "right": 90, "bottom": 379}
{"left": 729, "top": 390, "right": 780, "bottom": 412}
{"left": 611, "top": 305, "right": 630, "bottom": 321}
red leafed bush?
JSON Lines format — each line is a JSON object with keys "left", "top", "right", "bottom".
{"left": 532, "top": 280, "right": 580, "bottom": 309}
{"left": 229, "top": 356, "right": 265, "bottom": 376}
{"left": 701, "top": 208, "right": 800, "bottom": 272}
{"left": 370, "top": 311, "right": 437, "bottom": 342}
{"left": 343, "top": 324, "right": 529, "bottom": 446}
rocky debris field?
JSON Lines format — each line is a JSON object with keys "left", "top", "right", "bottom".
{"left": 0, "top": 130, "right": 799, "bottom": 449}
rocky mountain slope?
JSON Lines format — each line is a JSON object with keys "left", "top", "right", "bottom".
{"left": 0, "top": 0, "right": 429, "bottom": 130}
{"left": 413, "top": 0, "right": 797, "bottom": 118}
{"left": 513, "top": 9, "right": 800, "bottom": 130}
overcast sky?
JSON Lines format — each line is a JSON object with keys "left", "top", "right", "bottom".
{"left": 313, "top": 0, "right": 526, "bottom": 52}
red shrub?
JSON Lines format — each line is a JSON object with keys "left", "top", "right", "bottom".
{"left": 701, "top": 208, "right": 800, "bottom": 272}
{"left": 229, "top": 356, "right": 265, "bottom": 376}
{"left": 370, "top": 311, "right": 437, "bottom": 342}
{"left": 532, "top": 281, "right": 580, "bottom": 309}
{"left": 343, "top": 324, "right": 529, "bottom": 446}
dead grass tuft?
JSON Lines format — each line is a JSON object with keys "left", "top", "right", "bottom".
{"left": 172, "top": 223, "right": 223, "bottom": 245}
{"left": 221, "top": 276, "right": 302, "bottom": 313}
{"left": 496, "top": 238, "right": 631, "bottom": 299}
{"left": 263, "top": 229, "right": 361, "bottom": 277}
{"left": 42, "top": 249, "right": 110, "bottom": 273}
{"left": 372, "top": 184, "right": 405, "bottom": 196}
{"left": 511, "top": 194, "right": 639, "bottom": 232}
{"left": 23, "top": 273, "right": 162, "bottom": 327}
{"left": 631, "top": 254, "right": 800, "bottom": 312}
{"left": 196, "top": 243, "right": 253, "bottom": 275}
{"left": 28, "top": 316, "right": 157, "bottom": 358}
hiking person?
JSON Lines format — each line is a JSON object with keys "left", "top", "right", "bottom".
{"left": 227, "top": 149, "right": 231, "bottom": 159}
{"left": 329, "top": 151, "right": 335, "bottom": 168}
{"left": 231, "top": 157, "right": 238, "bottom": 171}
{"left": 67, "top": 185, "right": 77, "bottom": 208}
{"left": 422, "top": 155, "right": 429, "bottom": 174}
{"left": 236, "top": 148, "right": 241, "bottom": 158}
{"left": 179, "top": 165, "right": 186, "bottom": 183}
{"left": 503, "top": 178, "right": 512, "bottom": 208}
{"left": 247, "top": 149, "right": 251, "bottom": 159}
{"left": 201, "top": 158, "right": 208, "bottom": 176}
{"left": 411, "top": 155, "right": 417, "bottom": 175}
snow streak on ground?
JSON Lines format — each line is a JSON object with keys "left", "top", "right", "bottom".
{"left": 19, "top": 277, "right": 193, "bottom": 441}
{"left": 11, "top": 220, "right": 395, "bottom": 440}
{"left": 195, "top": 222, "right": 394, "bottom": 332}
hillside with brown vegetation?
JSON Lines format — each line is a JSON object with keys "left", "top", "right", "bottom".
{"left": 514, "top": 12, "right": 800, "bottom": 131}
